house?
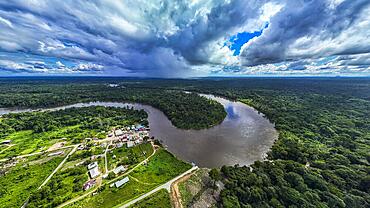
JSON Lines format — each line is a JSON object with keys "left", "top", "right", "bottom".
{"left": 116, "top": 142, "right": 123, "bottom": 148}
{"left": 1, "top": 140, "right": 12, "bottom": 145}
{"left": 127, "top": 141, "right": 135, "bottom": 148}
{"left": 135, "top": 139, "right": 143, "bottom": 145}
{"left": 88, "top": 162, "right": 98, "bottom": 170}
{"left": 48, "top": 151, "right": 64, "bottom": 157}
{"left": 113, "top": 165, "right": 126, "bottom": 175}
{"left": 115, "top": 177, "right": 129, "bottom": 188}
{"left": 89, "top": 166, "right": 100, "bottom": 179}
{"left": 83, "top": 180, "right": 96, "bottom": 191}
{"left": 115, "top": 129, "right": 123, "bottom": 136}
{"left": 108, "top": 84, "right": 119, "bottom": 87}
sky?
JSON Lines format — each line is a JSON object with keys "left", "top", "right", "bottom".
{"left": 0, "top": 0, "right": 369, "bottom": 77}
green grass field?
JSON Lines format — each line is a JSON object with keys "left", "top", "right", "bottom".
{"left": 128, "top": 189, "right": 171, "bottom": 208}
{"left": 66, "top": 178, "right": 157, "bottom": 208}
{"left": 0, "top": 125, "right": 100, "bottom": 159}
{"left": 0, "top": 156, "right": 64, "bottom": 208}
{"left": 107, "top": 143, "right": 154, "bottom": 170}
{"left": 27, "top": 163, "right": 89, "bottom": 208}
{"left": 66, "top": 149, "right": 191, "bottom": 208}
{"left": 131, "top": 149, "right": 192, "bottom": 184}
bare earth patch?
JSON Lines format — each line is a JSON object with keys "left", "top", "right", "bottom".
{"left": 177, "top": 168, "right": 222, "bottom": 208}
{"left": 47, "top": 141, "right": 66, "bottom": 151}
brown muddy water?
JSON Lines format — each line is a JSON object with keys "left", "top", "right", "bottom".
{"left": 0, "top": 94, "right": 278, "bottom": 167}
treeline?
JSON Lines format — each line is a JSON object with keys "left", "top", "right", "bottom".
{"left": 0, "top": 106, "right": 148, "bottom": 138}
{"left": 199, "top": 79, "right": 370, "bottom": 207}
{"left": 0, "top": 82, "right": 226, "bottom": 129}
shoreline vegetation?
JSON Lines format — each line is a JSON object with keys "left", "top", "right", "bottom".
{"left": 0, "top": 83, "right": 227, "bottom": 130}
{"left": 0, "top": 103, "right": 192, "bottom": 208}
{"left": 1, "top": 78, "right": 369, "bottom": 207}
{"left": 0, "top": 106, "right": 148, "bottom": 159}
{"left": 185, "top": 79, "right": 370, "bottom": 207}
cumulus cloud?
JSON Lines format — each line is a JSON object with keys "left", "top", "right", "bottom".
{"left": 0, "top": 0, "right": 369, "bottom": 76}
{"left": 240, "top": 0, "right": 370, "bottom": 66}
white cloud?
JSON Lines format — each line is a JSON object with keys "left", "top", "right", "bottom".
{"left": 0, "top": 16, "right": 12, "bottom": 28}
{"left": 73, "top": 63, "right": 103, "bottom": 71}
{"left": 0, "top": 0, "right": 369, "bottom": 76}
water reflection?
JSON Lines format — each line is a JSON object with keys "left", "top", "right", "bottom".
{"left": 0, "top": 94, "right": 278, "bottom": 168}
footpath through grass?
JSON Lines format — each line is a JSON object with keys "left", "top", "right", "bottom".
{"left": 107, "top": 143, "right": 154, "bottom": 170}
{"left": 0, "top": 156, "right": 64, "bottom": 207}
{"left": 66, "top": 149, "right": 191, "bottom": 208}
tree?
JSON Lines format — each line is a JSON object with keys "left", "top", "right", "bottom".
{"left": 209, "top": 168, "right": 222, "bottom": 188}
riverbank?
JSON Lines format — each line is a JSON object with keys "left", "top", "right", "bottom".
{"left": 1, "top": 94, "right": 278, "bottom": 167}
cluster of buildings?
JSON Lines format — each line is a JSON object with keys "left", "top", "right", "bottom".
{"left": 80, "top": 124, "right": 149, "bottom": 192}
{"left": 83, "top": 162, "right": 100, "bottom": 191}
{"left": 108, "top": 125, "right": 150, "bottom": 148}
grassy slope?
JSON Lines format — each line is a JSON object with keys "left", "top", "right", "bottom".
{"left": 128, "top": 189, "right": 171, "bottom": 208}
{"left": 0, "top": 156, "right": 64, "bottom": 208}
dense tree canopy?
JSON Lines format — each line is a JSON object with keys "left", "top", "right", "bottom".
{"left": 182, "top": 78, "right": 370, "bottom": 208}
{"left": 0, "top": 78, "right": 226, "bottom": 130}
{"left": 0, "top": 77, "right": 369, "bottom": 207}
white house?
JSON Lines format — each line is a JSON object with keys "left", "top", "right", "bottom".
{"left": 89, "top": 166, "right": 100, "bottom": 179}
{"left": 113, "top": 165, "right": 126, "bottom": 175}
{"left": 127, "top": 141, "right": 135, "bottom": 148}
{"left": 88, "top": 162, "right": 98, "bottom": 170}
{"left": 115, "top": 177, "right": 129, "bottom": 188}
{"left": 115, "top": 129, "right": 123, "bottom": 136}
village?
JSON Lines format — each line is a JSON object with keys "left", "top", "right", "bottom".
{"left": 80, "top": 124, "right": 151, "bottom": 192}
{"left": 0, "top": 123, "right": 151, "bottom": 191}
{"left": 0, "top": 112, "right": 194, "bottom": 208}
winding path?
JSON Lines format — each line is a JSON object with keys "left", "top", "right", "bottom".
{"left": 57, "top": 143, "right": 157, "bottom": 208}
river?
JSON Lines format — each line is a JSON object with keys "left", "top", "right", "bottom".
{"left": 0, "top": 94, "right": 278, "bottom": 168}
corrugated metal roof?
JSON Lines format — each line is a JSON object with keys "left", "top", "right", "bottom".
{"left": 89, "top": 166, "right": 100, "bottom": 178}
{"left": 113, "top": 165, "right": 126, "bottom": 174}
{"left": 115, "top": 177, "right": 129, "bottom": 188}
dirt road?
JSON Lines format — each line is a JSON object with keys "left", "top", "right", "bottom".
{"left": 171, "top": 169, "right": 198, "bottom": 208}
{"left": 119, "top": 166, "right": 198, "bottom": 208}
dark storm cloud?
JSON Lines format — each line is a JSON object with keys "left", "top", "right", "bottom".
{"left": 168, "top": 0, "right": 267, "bottom": 64}
{"left": 240, "top": 0, "right": 370, "bottom": 67}
{"left": 0, "top": 0, "right": 369, "bottom": 76}
{"left": 284, "top": 61, "right": 309, "bottom": 71}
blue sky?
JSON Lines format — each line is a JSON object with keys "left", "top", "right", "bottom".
{"left": 0, "top": 0, "right": 369, "bottom": 77}
{"left": 227, "top": 23, "right": 268, "bottom": 56}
